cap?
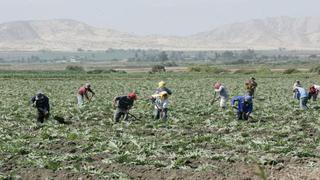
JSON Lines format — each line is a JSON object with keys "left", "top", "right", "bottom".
{"left": 128, "top": 92, "right": 137, "bottom": 100}
{"left": 158, "top": 81, "right": 166, "bottom": 88}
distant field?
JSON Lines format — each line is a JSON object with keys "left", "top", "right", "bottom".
{"left": 0, "top": 61, "right": 312, "bottom": 73}
{"left": 1, "top": 72, "right": 320, "bottom": 179}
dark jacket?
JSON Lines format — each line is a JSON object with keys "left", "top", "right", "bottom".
{"left": 231, "top": 96, "right": 253, "bottom": 113}
{"left": 31, "top": 95, "right": 50, "bottom": 112}
{"left": 115, "top": 96, "right": 134, "bottom": 110}
{"left": 155, "top": 87, "right": 172, "bottom": 95}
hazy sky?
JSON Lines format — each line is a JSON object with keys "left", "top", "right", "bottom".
{"left": 1, "top": 0, "right": 320, "bottom": 35}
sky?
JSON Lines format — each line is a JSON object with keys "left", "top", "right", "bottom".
{"left": 1, "top": 0, "right": 320, "bottom": 36}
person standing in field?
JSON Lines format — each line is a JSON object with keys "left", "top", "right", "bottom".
{"left": 245, "top": 77, "right": 258, "bottom": 98}
{"left": 293, "top": 84, "right": 308, "bottom": 110}
{"left": 77, "top": 83, "right": 95, "bottom": 107}
{"left": 113, "top": 92, "right": 137, "bottom": 123}
{"left": 231, "top": 95, "right": 253, "bottom": 120}
{"left": 155, "top": 81, "right": 172, "bottom": 95}
{"left": 213, "top": 82, "right": 229, "bottom": 109}
{"left": 31, "top": 91, "right": 50, "bottom": 123}
{"left": 308, "top": 84, "right": 320, "bottom": 101}
{"left": 151, "top": 91, "right": 169, "bottom": 120}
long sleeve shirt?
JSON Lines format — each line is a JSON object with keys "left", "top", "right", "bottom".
{"left": 78, "top": 86, "right": 94, "bottom": 96}
{"left": 31, "top": 95, "right": 50, "bottom": 112}
{"left": 114, "top": 96, "right": 134, "bottom": 110}
{"left": 294, "top": 87, "right": 308, "bottom": 99}
{"left": 231, "top": 96, "right": 253, "bottom": 113}
{"left": 154, "top": 98, "right": 169, "bottom": 110}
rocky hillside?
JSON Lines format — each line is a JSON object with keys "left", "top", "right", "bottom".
{"left": 0, "top": 17, "right": 320, "bottom": 50}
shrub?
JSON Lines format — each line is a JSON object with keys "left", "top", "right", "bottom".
{"left": 151, "top": 65, "right": 166, "bottom": 73}
{"left": 187, "top": 66, "right": 201, "bottom": 72}
{"left": 233, "top": 69, "right": 257, "bottom": 74}
{"left": 283, "top": 68, "right": 300, "bottom": 74}
{"left": 87, "top": 69, "right": 126, "bottom": 74}
{"left": 256, "top": 67, "right": 272, "bottom": 74}
{"left": 65, "top": 65, "right": 85, "bottom": 72}
{"left": 187, "top": 65, "right": 228, "bottom": 74}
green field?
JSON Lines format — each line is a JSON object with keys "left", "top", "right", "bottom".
{"left": 1, "top": 72, "right": 320, "bottom": 179}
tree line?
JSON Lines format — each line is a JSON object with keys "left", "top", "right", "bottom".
{"left": 0, "top": 48, "right": 320, "bottom": 64}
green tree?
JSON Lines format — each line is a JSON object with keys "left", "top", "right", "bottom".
{"left": 158, "top": 51, "right": 169, "bottom": 62}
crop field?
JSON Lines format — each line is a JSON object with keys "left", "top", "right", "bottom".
{"left": 1, "top": 72, "right": 320, "bottom": 179}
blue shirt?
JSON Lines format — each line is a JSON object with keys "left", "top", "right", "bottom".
{"left": 231, "top": 96, "right": 253, "bottom": 113}
{"left": 294, "top": 87, "right": 308, "bottom": 98}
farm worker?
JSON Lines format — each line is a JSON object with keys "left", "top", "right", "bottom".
{"left": 151, "top": 91, "right": 169, "bottom": 120}
{"left": 231, "top": 95, "right": 253, "bottom": 120}
{"left": 293, "top": 84, "right": 308, "bottom": 110}
{"left": 245, "top": 77, "right": 258, "bottom": 98}
{"left": 77, "top": 83, "right": 95, "bottom": 107}
{"left": 113, "top": 92, "right": 137, "bottom": 122}
{"left": 308, "top": 84, "right": 320, "bottom": 101}
{"left": 155, "top": 81, "right": 172, "bottom": 95}
{"left": 293, "top": 80, "right": 301, "bottom": 99}
{"left": 31, "top": 91, "right": 50, "bottom": 123}
{"left": 213, "top": 82, "right": 229, "bottom": 108}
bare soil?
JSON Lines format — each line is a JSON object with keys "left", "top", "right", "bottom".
{"left": 3, "top": 155, "right": 319, "bottom": 179}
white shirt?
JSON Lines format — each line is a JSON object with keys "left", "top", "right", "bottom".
{"left": 154, "top": 98, "right": 169, "bottom": 109}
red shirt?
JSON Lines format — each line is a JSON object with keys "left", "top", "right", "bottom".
{"left": 309, "top": 86, "right": 319, "bottom": 94}
{"left": 78, "top": 87, "right": 88, "bottom": 95}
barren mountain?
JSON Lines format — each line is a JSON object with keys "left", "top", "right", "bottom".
{"left": 190, "top": 16, "right": 320, "bottom": 50}
{"left": 0, "top": 17, "right": 320, "bottom": 51}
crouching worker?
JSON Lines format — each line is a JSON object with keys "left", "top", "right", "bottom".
{"left": 113, "top": 92, "right": 137, "bottom": 123}
{"left": 231, "top": 95, "right": 253, "bottom": 120}
{"left": 308, "top": 84, "right": 320, "bottom": 101}
{"left": 31, "top": 91, "right": 50, "bottom": 123}
{"left": 293, "top": 85, "right": 308, "bottom": 110}
{"left": 151, "top": 91, "right": 169, "bottom": 120}
{"left": 77, "top": 83, "right": 95, "bottom": 107}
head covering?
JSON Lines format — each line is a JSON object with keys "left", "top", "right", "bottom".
{"left": 295, "top": 80, "right": 301, "bottom": 87}
{"left": 128, "top": 92, "right": 137, "bottom": 100}
{"left": 158, "top": 81, "right": 166, "bottom": 88}
{"left": 214, "top": 82, "right": 221, "bottom": 89}
{"left": 85, "top": 83, "right": 91, "bottom": 88}
{"left": 250, "top": 77, "right": 255, "bottom": 80}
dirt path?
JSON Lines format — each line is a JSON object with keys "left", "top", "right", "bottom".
{"left": 16, "top": 160, "right": 320, "bottom": 180}
{"left": 0, "top": 63, "right": 310, "bottom": 72}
